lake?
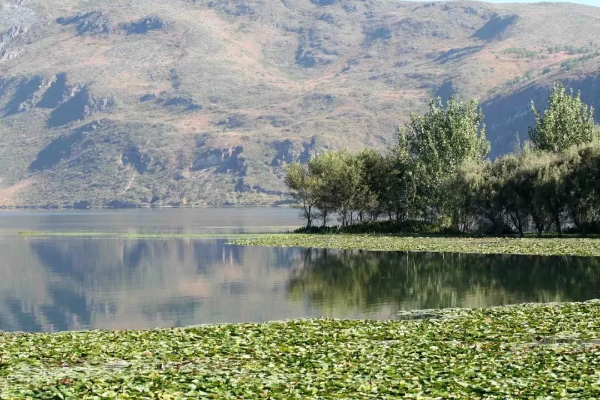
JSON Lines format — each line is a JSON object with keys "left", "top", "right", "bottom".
{"left": 1, "top": 209, "right": 600, "bottom": 332}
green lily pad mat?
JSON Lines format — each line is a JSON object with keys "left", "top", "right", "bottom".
{"left": 234, "top": 235, "right": 600, "bottom": 257}
{"left": 1, "top": 301, "right": 600, "bottom": 398}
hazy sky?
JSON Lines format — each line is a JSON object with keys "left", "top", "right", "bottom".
{"left": 412, "top": 0, "right": 600, "bottom": 6}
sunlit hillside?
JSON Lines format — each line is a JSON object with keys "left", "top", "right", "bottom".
{"left": 1, "top": 0, "right": 599, "bottom": 207}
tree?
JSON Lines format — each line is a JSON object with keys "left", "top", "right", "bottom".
{"left": 355, "top": 149, "right": 386, "bottom": 221}
{"left": 498, "top": 155, "right": 529, "bottom": 237}
{"left": 562, "top": 141, "right": 600, "bottom": 235}
{"left": 529, "top": 83, "right": 596, "bottom": 153}
{"left": 308, "top": 151, "right": 364, "bottom": 227}
{"left": 536, "top": 154, "right": 569, "bottom": 236}
{"left": 512, "top": 153, "right": 554, "bottom": 237}
{"left": 400, "top": 96, "right": 490, "bottom": 222}
{"left": 284, "top": 163, "right": 320, "bottom": 229}
{"left": 468, "top": 160, "right": 507, "bottom": 235}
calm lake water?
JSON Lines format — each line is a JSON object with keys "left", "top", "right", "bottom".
{"left": 1, "top": 209, "right": 600, "bottom": 332}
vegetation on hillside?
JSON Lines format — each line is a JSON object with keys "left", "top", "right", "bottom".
{"left": 1, "top": 302, "right": 599, "bottom": 399}
{"left": 2, "top": 1, "right": 600, "bottom": 207}
{"left": 285, "top": 84, "right": 600, "bottom": 236}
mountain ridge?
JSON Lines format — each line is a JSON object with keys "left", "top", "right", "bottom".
{"left": 1, "top": 0, "right": 599, "bottom": 208}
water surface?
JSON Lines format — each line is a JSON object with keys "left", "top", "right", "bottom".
{"left": 1, "top": 210, "right": 599, "bottom": 332}
{"left": 0, "top": 208, "right": 301, "bottom": 234}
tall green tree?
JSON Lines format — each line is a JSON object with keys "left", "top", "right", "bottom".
{"left": 529, "top": 83, "right": 596, "bottom": 153}
{"left": 308, "top": 151, "right": 364, "bottom": 227}
{"left": 284, "top": 163, "right": 320, "bottom": 229}
{"left": 400, "top": 96, "right": 490, "bottom": 222}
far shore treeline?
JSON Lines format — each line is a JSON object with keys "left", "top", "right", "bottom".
{"left": 285, "top": 83, "right": 600, "bottom": 236}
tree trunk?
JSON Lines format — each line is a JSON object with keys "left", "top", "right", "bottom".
{"left": 553, "top": 211, "right": 563, "bottom": 237}
{"left": 306, "top": 205, "right": 312, "bottom": 230}
{"left": 530, "top": 207, "right": 545, "bottom": 237}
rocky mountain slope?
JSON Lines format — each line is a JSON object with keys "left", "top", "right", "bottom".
{"left": 1, "top": 0, "right": 599, "bottom": 208}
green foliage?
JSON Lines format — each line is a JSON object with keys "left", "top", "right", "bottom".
{"left": 561, "top": 51, "right": 600, "bottom": 70}
{"left": 548, "top": 45, "right": 597, "bottom": 55}
{"left": 237, "top": 235, "right": 600, "bottom": 257}
{"left": 503, "top": 47, "right": 538, "bottom": 58}
{"left": 284, "top": 163, "right": 321, "bottom": 228}
{"left": 284, "top": 91, "right": 599, "bottom": 237}
{"left": 529, "top": 83, "right": 596, "bottom": 153}
{"left": 400, "top": 97, "right": 490, "bottom": 223}
{"left": 401, "top": 97, "right": 489, "bottom": 178}
{"left": 2, "top": 303, "right": 600, "bottom": 398}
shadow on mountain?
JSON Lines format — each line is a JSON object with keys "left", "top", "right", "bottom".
{"left": 2, "top": 76, "right": 44, "bottom": 116}
{"left": 47, "top": 87, "right": 113, "bottom": 128}
{"left": 29, "top": 122, "right": 106, "bottom": 172}
{"left": 435, "top": 46, "right": 483, "bottom": 64}
{"left": 473, "top": 15, "right": 518, "bottom": 41}
{"left": 36, "top": 73, "right": 68, "bottom": 109}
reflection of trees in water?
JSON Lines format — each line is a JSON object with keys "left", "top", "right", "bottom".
{"left": 288, "top": 249, "right": 600, "bottom": 314}
{"left": 4, "top": 238, "right": 599, "bottom": 333}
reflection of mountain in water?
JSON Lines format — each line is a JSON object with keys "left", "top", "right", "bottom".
{"left": 0, "top": 238, "right": 300, "bottom": 332}
{"left": 2, "top": 239, "right": 600, "bottom": 333}
{"left": 287, "top": 249, "right": 600, "bottom": 314}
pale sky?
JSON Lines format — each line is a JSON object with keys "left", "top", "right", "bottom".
{"left": 410, "top": 0, "right": 600, "bottom": 6}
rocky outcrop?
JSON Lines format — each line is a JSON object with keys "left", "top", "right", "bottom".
{"left": 0, "top": 26, "right": 27, "bottom": 48}
{"left": 48, "top": 86, "right": 114, "bottom": 127}
{"left": 295, "top": 28, "right": 340, "bottom": 68}
{"left": 2, "top": 75, "right": 46, "bottom": 116}
{"left": 0, "top": 2, "right": 38, "bottom": 27}
{"left": 192, "top": 146, "right": 245, "bottom": 174}
{"left": 57, "top": 11, "right": 113, "bottom": 36}
{"left": 0, "top": 73, "right": 114, "bottom": 126}
{"left": 121, "top": 146, "right": 150, "bottom": 173}
{"left": 364, "top": 27, "right": 391, "bottom": 44}
{"left": 205, "top": 0, "right": 255, "bottom": 17}
{"left": 0, "top": 48, "right": 20, "bottom": 63}
{"left": 217, "top": 114, "right": 249, "bottom": 129}
{"left": 123, "top": 16, "right": 166, "bottom": 34}
{"left": 270, "top": 139, "right": 312, "bottom": 167}
{"left": 0, "top": 26, "right": 28, "bottom": 63}
{"left": 36, "top": 73, "right": 68, "bottom": 109}
{"left": 139, "top": 93, "right": 157, "bottom": 102}
{"left": 157, "top": 95, "right": 202, "bottom": 112}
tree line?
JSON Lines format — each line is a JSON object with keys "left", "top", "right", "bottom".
{"left": 285, "top": 83, "right": 600, "bottom": 236}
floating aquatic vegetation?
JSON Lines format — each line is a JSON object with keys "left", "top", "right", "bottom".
{"left": 234, "top": 234, "right": 600, "bottom": 257}
{"left": 1, "top": 301, "right": 600, "bottom": 398}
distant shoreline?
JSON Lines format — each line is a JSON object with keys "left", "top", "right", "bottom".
{"left": 12, "top": 231, "right": 600, "bottom": 257}
{"left": 0, "top": 204, "right": 295, "bottom": 211}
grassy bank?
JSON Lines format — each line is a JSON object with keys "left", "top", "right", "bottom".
{"left": 1, "top": 302, "right": 599, "bottom": 398}
{"left": 233, "top": 234, "right": 600, "bottom": 257}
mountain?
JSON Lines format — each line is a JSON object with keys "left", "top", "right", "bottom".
{"left": 1, "top": 0, "right": 599, "bottom": 208}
